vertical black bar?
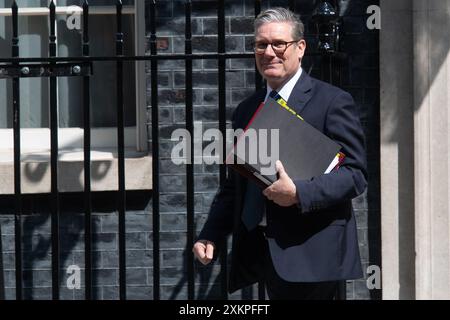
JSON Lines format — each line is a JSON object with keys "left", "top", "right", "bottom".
{"left": 254, "top": 0, "right": 263, "bottom": 91}
{"left": 334, "top": 1, "right": 346, "bottom": 299}
{"left": 254, "top": 0, "right": 261, "bottom": 17}
{"left": 49, "top": 0, "right": 59, "bottom": 300}
{"left": 82, "top": 0, "right": 93, "bottom": 301}
{"left": 11, "top": 0, "right": 22, "bottom": 301}
{"left": 116, "top": 0, "right": 127, "bottom": 300}
{"left": 332, "top": 49, "right": 346, "bottom": 301}
{"left": 328, "top": 55, "right": 333, "bottom": 85}
{"left": 185, "top": 0, "right": 195, "bottom": 300}
{"left": 149, "top": 0, "right": 160, "bottom": 300}
{"left": 332, "top": 56, "right": 340, "bottom": 87}
{"left": 217, "top": 0, "right": 228, "bottom": 300}
{"left": 317, "top": 2, "right": 346, "bottom": 296}
{"left": 336, "top": 280, "right": 346, "bottom": 300}
{"left": 289, "top": 0, "right": 295, "bottom": 12}
{"left": 254, "top": 0, "right": 265, "bottom": 300}
{"left": 0, "top": 225, "right": 4, "bottom": 300}
{"left": 321, "top": 55, "right": 332, "bottom": 85}
{"left": 49, "top": 0, "right": 60, "bottom": 300}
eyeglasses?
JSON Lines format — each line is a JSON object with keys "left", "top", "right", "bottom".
{"left": 253, "top": 40, "right": 300, "bottom": 55}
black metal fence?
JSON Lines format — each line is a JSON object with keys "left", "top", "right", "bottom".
{"left": 0, "top": 0, "right": 344, "bottom": 300}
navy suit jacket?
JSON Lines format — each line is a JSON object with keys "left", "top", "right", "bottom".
{"left": 198, "top": 70, "right": 367, "bottom": 293}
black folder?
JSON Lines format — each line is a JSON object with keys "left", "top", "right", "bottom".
{"left": 226, "top": 96, "right": 344, "bottom": 188}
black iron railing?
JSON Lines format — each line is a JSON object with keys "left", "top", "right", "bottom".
{"left": 11, "top": 0, "right": 22, "bottom": 301}
{"left": 82, "top": 1, "right": 93, "bottom": 301}
{"left": 0, "top": 0, "right": 343, "bottom": 301}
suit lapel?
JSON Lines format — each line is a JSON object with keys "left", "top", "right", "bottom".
{"left": 286, "top": 70, "right": 313, "bottom": 115}
{"left": 239, "top": 89, "right": 266, "bottom": 129}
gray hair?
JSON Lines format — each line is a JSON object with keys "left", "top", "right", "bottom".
{"left": 254, "top": 7, "right": 304, "bottom": 40}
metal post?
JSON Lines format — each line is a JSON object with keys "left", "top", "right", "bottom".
{"left": 82, "top": 0, "right": 93, "bottom": 301}
{"left": 254, "top": 0, "right": 263, "bottom": 90}
{"left": 254, "top": 0, "right": 265, "bottom": 300}
{"left": 149, "top": 0, "right": 161, "bottom": 301}
{"left": 49, "top": 0, "right": 60, "bottom": 300}
{"left": 11, "top": 0, "right": 23, "bottom": 301}
{"left": 116, "top": 0, "right": 127, "bottom": 300}
{"left": 218, "top": 0, "right": 229, "bottom": 300}
{"left": 0, "top": 219, "right": 4, "bottom": 300}
{"left": 185, "top": 0, "right": 195, "bottom": 300}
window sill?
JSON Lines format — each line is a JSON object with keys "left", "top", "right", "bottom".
{"left": 0, "top": 148, "right": 152, "bottom": 194}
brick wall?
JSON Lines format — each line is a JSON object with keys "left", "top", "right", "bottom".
{"left": 146, "top": 0, "right": 380, "bottom": 300}
{"left": 0, "top": 192, "right": 153, "bottom": 300}
{"left": 0, "top": 0, "right": 380, "bottom": 300}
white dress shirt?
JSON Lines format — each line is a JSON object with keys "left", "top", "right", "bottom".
{"left": 264, "top": 66, "right": 303, "bottom": 102}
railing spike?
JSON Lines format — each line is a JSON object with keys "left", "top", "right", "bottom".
{"left": 11, "top": 0, "right": 18, "bottom": 38}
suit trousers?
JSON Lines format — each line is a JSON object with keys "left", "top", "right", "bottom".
{"left": 260, "top": 232, "right": 338, "bottom": 300}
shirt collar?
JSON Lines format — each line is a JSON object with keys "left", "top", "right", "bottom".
{"left": 265, "top": 67, "right": 303, "bottom": 102}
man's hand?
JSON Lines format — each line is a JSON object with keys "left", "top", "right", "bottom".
{"left": 193, "top": 240, "right": 216, "bottom": 265}
{"left": 263, "top": 160, "right": 298, "bottom": 207}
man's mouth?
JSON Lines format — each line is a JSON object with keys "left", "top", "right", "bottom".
{"left": 263, "top": 62, "right": 282, "bottom": 68}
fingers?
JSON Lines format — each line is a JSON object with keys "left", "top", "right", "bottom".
{"left": 205, "top": 242, "right": 214, "bottom": 260}
{"left": 276, "top": 160, "right": 287, "bottom": 178}
{"left": 262, "top": 187, "right": 273, "bottom": 200}
{"left": 192, "top": 241, "right": 206, "bottom": 261}
{"left": 193, "top": 240, "right": 215, "bottom": 265}
{"left": 263, "top": 178, "right": 298, "bottom": 207}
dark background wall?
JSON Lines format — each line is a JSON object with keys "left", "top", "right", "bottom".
{"left": 0, "top": 0, "right": 380, "bottom": 300}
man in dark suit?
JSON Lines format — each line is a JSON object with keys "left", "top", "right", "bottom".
{"left": 193, "top": 7, "right": 367, "bottom": 300}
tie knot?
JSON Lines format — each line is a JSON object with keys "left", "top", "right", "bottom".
{"left": 269, "top": 90, "right": 280, "bottom": 100}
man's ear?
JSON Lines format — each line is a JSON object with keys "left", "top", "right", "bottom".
{"left": 298, "top": 39, "right": 306, "bottom": 52}
{"left": 298, "top": 39, "right": 306, "bottom": 57}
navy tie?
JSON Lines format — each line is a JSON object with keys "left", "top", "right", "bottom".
{"left": 269, "top": 89, "right": 280, "bottom": 101}
{"left": 241, "top": 180, "right": 265, "bottom": 231}
{"left": 241, "top": 91, "right": 279, "bottom": 231}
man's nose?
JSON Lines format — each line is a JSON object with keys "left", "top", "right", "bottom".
{"left": 263, "top": 44, "right": 276, "bottom": 56}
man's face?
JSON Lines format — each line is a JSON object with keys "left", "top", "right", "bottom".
{"left": 254, "top": 22, "right": 306, "bottom": 89}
